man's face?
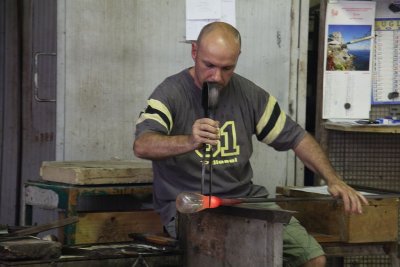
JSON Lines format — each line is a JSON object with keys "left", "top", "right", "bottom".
{"left": 191, "top": 37, "right": 240, "bottom": 89}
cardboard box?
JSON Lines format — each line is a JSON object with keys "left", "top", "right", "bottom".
{"left": 276, "top": 186, "right": 399, "bottom": 243}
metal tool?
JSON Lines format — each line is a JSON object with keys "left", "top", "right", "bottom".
{"left": 0, "top": 216, "right": 79, "bottom": 241}
{"left": 176, "top": 191, "right": 400, "bottom": 214}
{"left": 201, "top": 82, "right": 221, "bottom": 206}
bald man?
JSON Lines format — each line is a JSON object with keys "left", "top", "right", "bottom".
{"left": 134, "top": 22, "right": 367, "bottom": 267}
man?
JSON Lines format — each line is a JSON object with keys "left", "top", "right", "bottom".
{"left": 134, "top": 22, "right": 368, "bottom": 267}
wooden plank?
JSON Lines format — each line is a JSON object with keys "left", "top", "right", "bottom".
{"left": 311, "top": 232, "right": 341, "bottom": 243}
{"left": 321, "top": 243, "right": 388, "bottom": 257}
{"left": 324, "top": 121, "right": 400, "bottom": 134}
{"left": 40, "top": 160, "right": 152, "bottom": 185}
{"left": 74, "top": 211, "right": 163, "bottom": 244}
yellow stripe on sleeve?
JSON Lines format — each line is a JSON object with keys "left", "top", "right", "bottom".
{"left": 148, "top": 99, "right": 173, "bottom": 131}
{"left": 262, "top": 111, "right": 286, "bottom": 144}
{"left": 256, "top": 96, "right": 277, "bottom": 135}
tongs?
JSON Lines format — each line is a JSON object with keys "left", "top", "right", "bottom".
{"left": 201, "top": 82, "right": 221, "bottom": 207}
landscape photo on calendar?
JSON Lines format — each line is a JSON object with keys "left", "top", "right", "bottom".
{"left": 326, "top": 24, "right": 373, "bottom": 71}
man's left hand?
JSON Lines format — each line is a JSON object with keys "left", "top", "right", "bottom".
{"left": 327, "top": 180, "right": 369, "bottom": 214}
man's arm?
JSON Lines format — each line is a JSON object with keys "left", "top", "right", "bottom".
{"left": 293, "top": 132, "right": 369, "bottom": 214}
{"left": 134, "top": 118, "right": 220, "bottom": 160}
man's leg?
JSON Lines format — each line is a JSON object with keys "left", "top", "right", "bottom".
{"left": 283, "top": 216, "right": 326, "bottom": 267}
{"left": 302, "top": 255, "right": 326, "bottom": 267}
{"left": 164, "top": 216, "right": 177, "bottom": 238}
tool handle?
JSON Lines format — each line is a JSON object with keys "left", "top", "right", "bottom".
{"left": 129, "top": 233, "right": 178, "bottom": 247}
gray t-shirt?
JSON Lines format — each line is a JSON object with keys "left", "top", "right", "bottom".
{"left": 135, "top": 69, "right": 306, "bottom": 225}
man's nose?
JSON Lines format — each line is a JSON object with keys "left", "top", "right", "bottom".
{"left": 211, "top": 68, "right": 223, "bottom": 82}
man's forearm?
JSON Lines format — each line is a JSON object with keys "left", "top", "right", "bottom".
{"left": 294, "top": 132, "right": 369, "bottom": 213}
{"left": 293, "top": 133, "right": 340, "bottom": 185}
{"left": 133, "top": 132, "right": 199, "bottom": 160}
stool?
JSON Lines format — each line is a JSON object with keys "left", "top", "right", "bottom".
{"left": 23, "top": 180, "right": 162, "bottom": 244}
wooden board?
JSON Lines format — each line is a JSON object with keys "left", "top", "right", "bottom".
{"left": 74, "top": 210, "right": 163, "bottom": 244}
{"left": 276, "top": 187, "right": 399, "bottom": 243}
{"left": 324, "top": 121, "right": 400, "bottom": 134}
{"left": 40, "top": 160, "right": 153, "bottom": 185}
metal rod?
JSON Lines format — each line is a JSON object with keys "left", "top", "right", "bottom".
{"left": 209, "top": 147, "right": 213, "bottom": 208}
{"left": 224, "top": 193, "right": 400, "bottom": 205}
{"left": 201, "top": 149, "right": 206, "bottom": 195}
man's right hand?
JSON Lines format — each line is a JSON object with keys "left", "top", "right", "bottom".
{"left": 190, "top": 118, "right": 220, "bottom": 149}
{"left": 134, "top": 118, "right": 220, "bottom": 160}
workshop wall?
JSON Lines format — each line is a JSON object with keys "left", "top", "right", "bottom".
{"left": 56, "top": 0, "right": 308, "bottom": 195}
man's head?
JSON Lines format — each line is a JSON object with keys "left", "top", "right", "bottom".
{"left": 190, "top": 22, "right": 241, "bottom": 89}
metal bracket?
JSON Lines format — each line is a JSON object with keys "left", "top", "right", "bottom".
{"left": 131, "top": 254, "right": 150, "bottom": 267}
{"left": 33, "top": 52, "right": 57, "bottom": 102}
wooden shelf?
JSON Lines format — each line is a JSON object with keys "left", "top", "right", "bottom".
{"left": 324, "top": 121, "right": 400, "bottom": 133}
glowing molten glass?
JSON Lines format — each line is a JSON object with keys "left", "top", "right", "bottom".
{"left": 176, "top": 192, "right": 242, "bottom": 213}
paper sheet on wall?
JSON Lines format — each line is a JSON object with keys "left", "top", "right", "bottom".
{"left": 372, "top": 0, "right": 400, "bottom": 104}
{"left": 322, "top": 1, "right": 376, "bottom": 120}
{"left": 185, "top": 0, "right": 236, "bottom": 41}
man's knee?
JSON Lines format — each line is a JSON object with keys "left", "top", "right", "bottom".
{"left": 302, "top": 255, "right": 326, "bottom": 267}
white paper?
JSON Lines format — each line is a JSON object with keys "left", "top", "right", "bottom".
{"left": 186, "top": 0, "right": 221, "bottom": 20}
{"left": 186, "top": 19, "right": 219, "bottom": 41}
{"left": 221, "top": 0, "right": 236, "bottom": 24}
{"left": 322, "top": 1, "right": 376, "bottom": 119}
{"left": 292, "top": 186, "right": 377, "bottom": 196}
{"left": 186, "top": 0, "right": 236, "bottom": 41}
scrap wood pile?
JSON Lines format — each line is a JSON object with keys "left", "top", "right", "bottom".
{"left": 0, "top": 217, "right": 78, "bottom": 261}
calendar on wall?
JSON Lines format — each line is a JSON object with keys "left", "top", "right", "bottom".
{"left": 372, "top": 17, "right": 400, "bottom": 104}
{"left": 322, "top": 1, "right": 376, "bottom": 120}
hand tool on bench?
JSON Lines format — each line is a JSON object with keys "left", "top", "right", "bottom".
{"left": 129, "top": 233, "right": 179, "bottom": 247}
{"left": 0, "top": 216, "right": 79, "bottom": 241}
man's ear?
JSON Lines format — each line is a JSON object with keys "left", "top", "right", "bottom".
{"left": 191, "top": 41, "right": 198, "bottom": 60}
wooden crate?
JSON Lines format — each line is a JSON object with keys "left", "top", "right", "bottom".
{"left": 68, "top": 210, "right": 163, "bottom": 244}
{"left": 276, "top": 187, "right": 399, "bottom": 243}
{"left": 40, "top": 160, "right": 153, "bottom": 185}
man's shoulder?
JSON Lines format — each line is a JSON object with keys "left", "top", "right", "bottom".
{"left": 231, "top": 73, "right": 266, "bottom": 90}
{"left": 164, "top": 69, "right": 191, "bottom": 83}
{"left": 230, "top": 73, "right": 270, "bottom": 97}
{"left": 154, "top": 69, "right": 190, "bottom": 90}
{"left": 152, "top": 69, "right": 196, "bottom": 100}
